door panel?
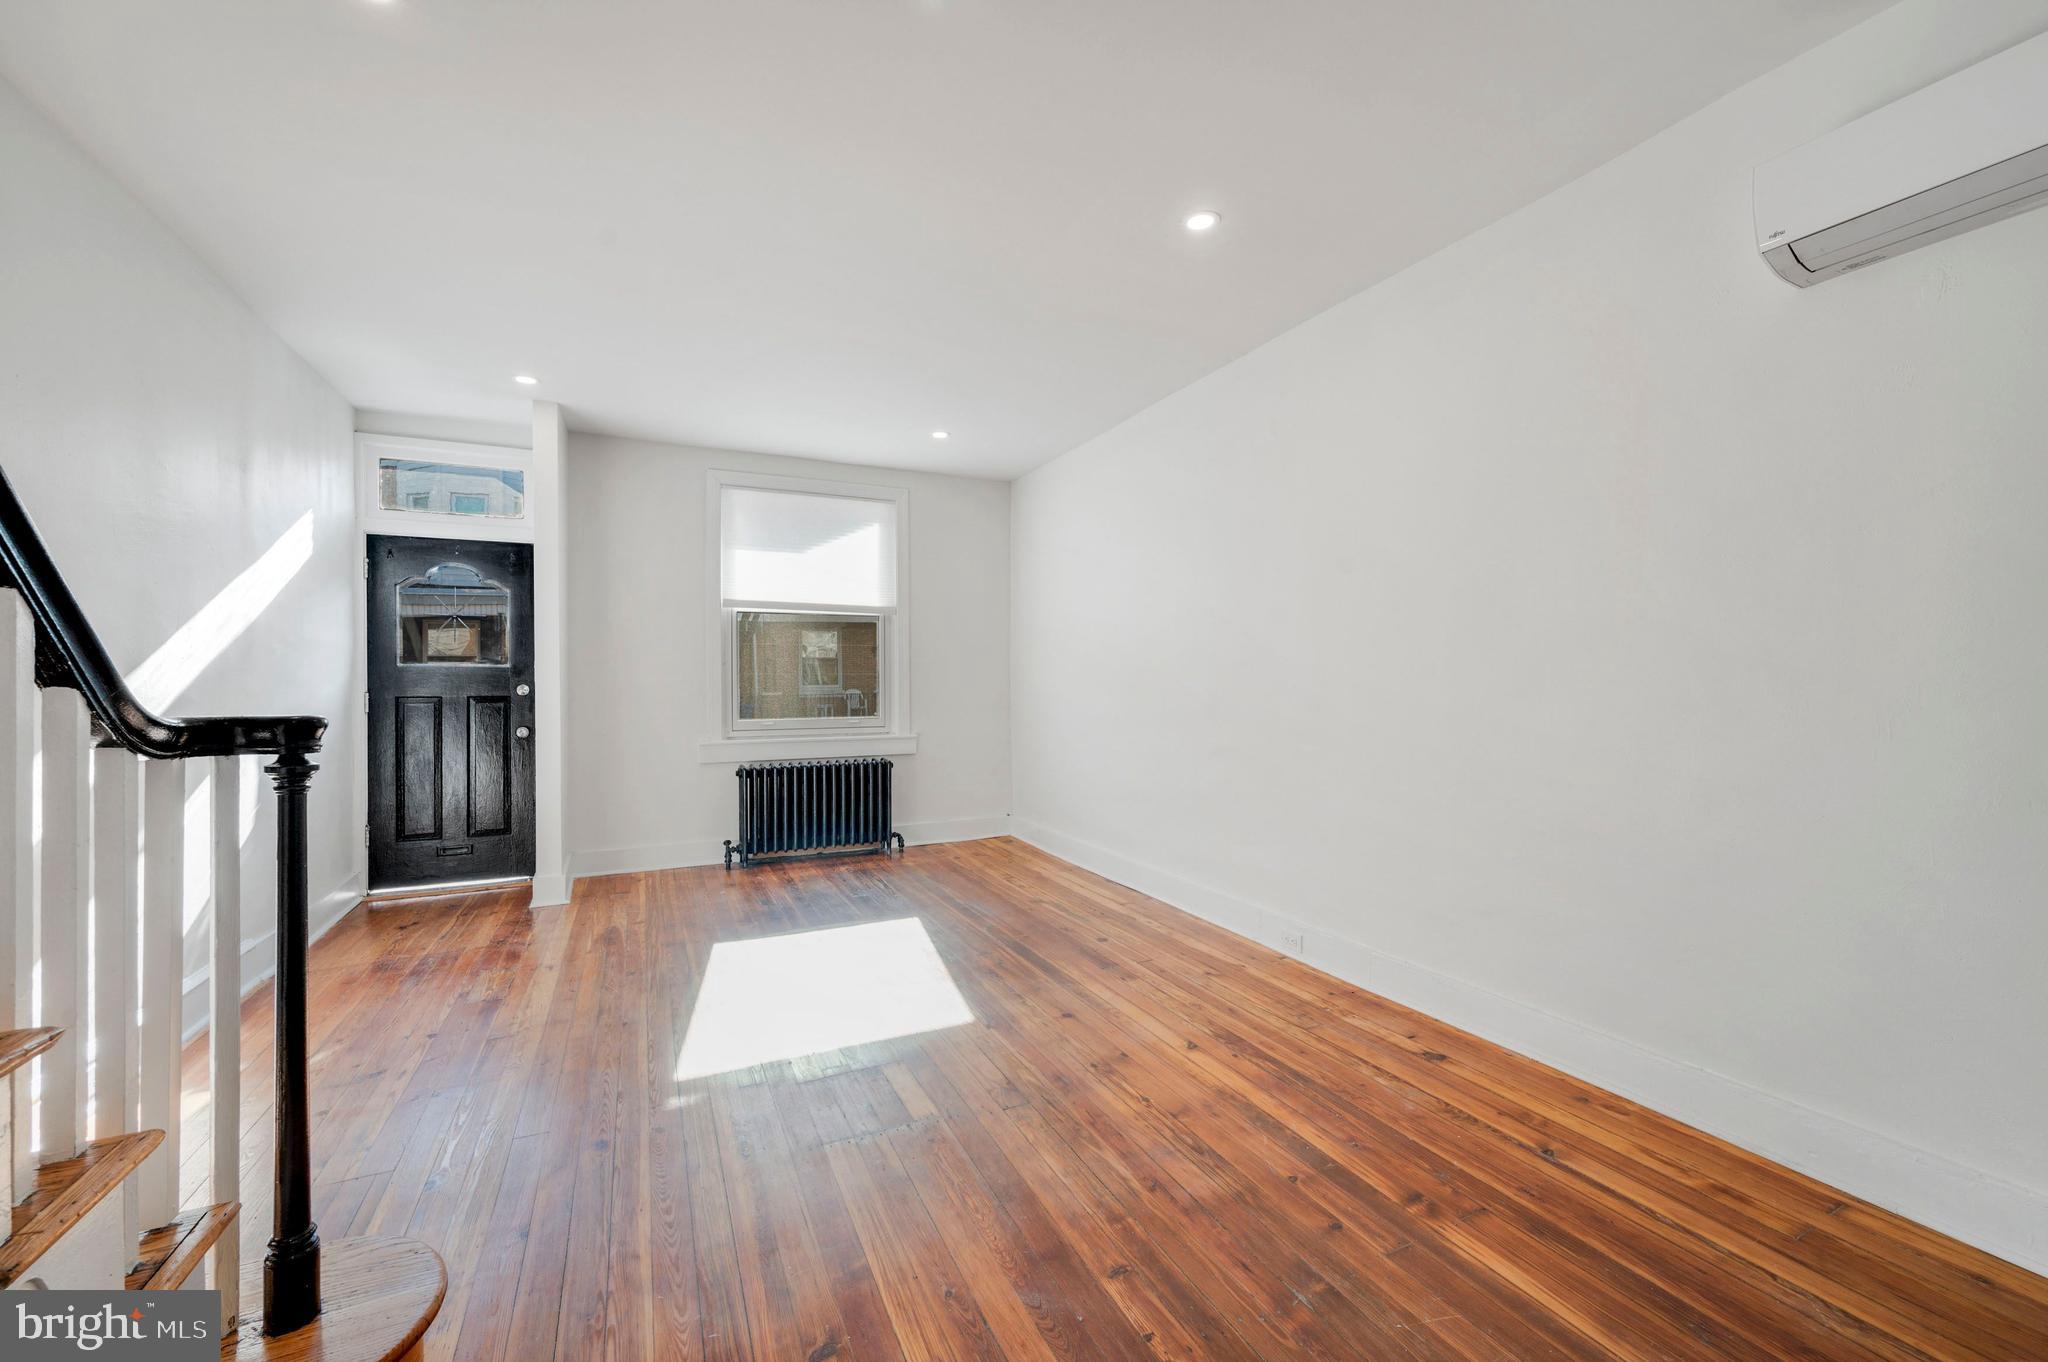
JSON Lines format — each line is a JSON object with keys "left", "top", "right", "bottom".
{"left": 394, "top": 697, "right": 443, "bottom": 841}
{"left": 466, "top": 696, "right": 512, "bottom": 837}
{"left": 369, "top": 535, "right": 535, "bottom": 889}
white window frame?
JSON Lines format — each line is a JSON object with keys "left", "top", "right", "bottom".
{"left": 358, "top": 433, "right": 535, "bottom": 544}
{"left": 701, "top": 469, "right": 915, "bottom": 761}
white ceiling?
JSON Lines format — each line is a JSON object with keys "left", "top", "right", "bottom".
{"left": 0, "top": 1, "right": 1889, "bottom": 479}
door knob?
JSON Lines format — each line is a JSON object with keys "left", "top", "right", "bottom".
{"left": 515, "top": 725, "right": 531, "bottom": 739}
{"left": 515, "top": 683, "right": 531, "bottom": 696}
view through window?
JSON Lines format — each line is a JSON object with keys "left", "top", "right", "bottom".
{"left": 735, "top": 612, "right": 881, "bottom": 719}
{"left": 378, "top": 458, "right": 526, "bottom": 519}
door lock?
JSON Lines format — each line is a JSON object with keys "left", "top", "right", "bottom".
{"left": 515, "top": 725, "right": 531, "bottom": 739}
{"left": 515, "top": 683, "right": 531, "bottom": 696}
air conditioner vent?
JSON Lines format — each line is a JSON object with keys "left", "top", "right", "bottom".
{"left": 1755, "top": 31, "right": 2048, "bottom": 286}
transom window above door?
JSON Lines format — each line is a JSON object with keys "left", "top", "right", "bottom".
{"left": 379, "top": 460, "right": 524, "bottom": 519}
{"left": 358, "top": 434, "right": 536, "bottom": 545}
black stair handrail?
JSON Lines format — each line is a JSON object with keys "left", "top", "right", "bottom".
{"left": 0, "top": 466, "right": 324, "bottom": 758}
{"left": 0, "top": 461, "right": 326, "bottom": 1335}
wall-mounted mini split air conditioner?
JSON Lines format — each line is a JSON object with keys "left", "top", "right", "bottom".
{"left": 1755, "top": 30, "right": 2048, "bottom": 286}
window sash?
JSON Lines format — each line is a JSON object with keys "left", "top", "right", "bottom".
{"left": 727, "top": 607, "right": 886, "bottom": 732}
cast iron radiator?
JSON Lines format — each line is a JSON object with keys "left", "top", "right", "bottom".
{"left": 724, "top": 757, "right": 906, "bottom": 868}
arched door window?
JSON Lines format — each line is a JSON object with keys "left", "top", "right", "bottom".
{"left": 395, "top": 563, "right": 512, "bottom": 666}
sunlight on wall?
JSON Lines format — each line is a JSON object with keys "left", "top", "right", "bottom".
{"left": 675, "top": 917, "right": 973, "bottom": 1081}
{"left": 84, "top": 903, "right": 97, "bottom": 1138}
{"left": 126, "top": 510, "right": 315, "bottom": 712}
{"left": 27, "top": 959, "right": 40, "bottom": 1150}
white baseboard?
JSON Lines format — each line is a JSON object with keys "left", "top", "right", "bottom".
{"left": 527, "top": 873, "right": 569, "bottom": 909}
{"left": 901, "top": 814, "right": 1012, "bottom": 846}
{"left": 180, "top": 874, "right": 363, "bottom": 1043}
{"left": 566, "top": 836, "right": 728, "bottom": 881}
{"left": 1008, "top": 817, "right": 2048, "bottom": 1277}
{"left": 565, "top": 814, "right": 1013, "bottom": 885}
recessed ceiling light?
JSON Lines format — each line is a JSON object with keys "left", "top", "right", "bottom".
{"left": 1184, "top": 210, "right": 1222, "bottom": 233}
{"left": 931, "top": 430, "right": 950, "bottom": 440}
{"left": 513, "top": 374, "right": 539, "bottom": 386}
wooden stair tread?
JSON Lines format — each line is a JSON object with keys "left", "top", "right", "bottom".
{"left": 0, "top": 1025, "right": 62, "bottom": 1082}
{"left": 128, "top": 1201, "right": 240, "bottom": 1290}
{"left": 227, "top": 1237, "right": 446, "bottom": 1361}
{"left": 0, "top": 1129, "right": 164, "bottom": 1288}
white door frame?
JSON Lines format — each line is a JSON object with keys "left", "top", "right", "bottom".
{"left": 350, "top": 417, "right": 567, "bottom": 903}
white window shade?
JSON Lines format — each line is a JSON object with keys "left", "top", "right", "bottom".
{"left": 721, "top": 486, "right": 898, "bottom": 608}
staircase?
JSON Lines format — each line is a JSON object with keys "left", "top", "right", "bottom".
{"left": 0, "top": 469, "right": 444, "bottom": 1359}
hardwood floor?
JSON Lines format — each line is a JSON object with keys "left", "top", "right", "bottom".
{"left": 180, "top": 838, "right": 2048, "bottom": 1361}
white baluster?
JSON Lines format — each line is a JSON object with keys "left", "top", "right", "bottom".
{"left": 1, "top": 591, "right": 34, "bottom": 1206}
{"left": 210, "top": 755, "right": 243, "bottom": 1330}
{"left": 91, "top": 747, "right": 139, "bottom": 1141}
{"left": 91, "top": 746, "right": 141, "bottom": 1264}
{"left": 139, "top": 758, "right": 185, "bottom": 1229}
{"left": 39, "top": 688, "right": 91, "bottom": 1159}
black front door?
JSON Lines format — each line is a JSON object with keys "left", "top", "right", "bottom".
{"left": 368, "top": 535, "right": 536, "bottom": 889}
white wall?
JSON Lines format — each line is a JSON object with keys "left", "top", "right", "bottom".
{"left": 352, "top": 407, "right": 533, "bottom": 452}
{"left": 1011, "top": 0, "right": 2048, "bottom": 1271}
{"left": 0, "top": 75, "right": 361, "bottom": 991}
{"left": 566, "top": 432, "right": 1010, "bottom": 877}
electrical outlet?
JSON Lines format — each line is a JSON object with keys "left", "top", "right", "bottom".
{"left": 1280, "top": 929, "right": 1305, "bottom": 957}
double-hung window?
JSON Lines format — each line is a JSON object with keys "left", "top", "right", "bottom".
{"left": 716, "top": 475, "right": 905, "bottom": 736}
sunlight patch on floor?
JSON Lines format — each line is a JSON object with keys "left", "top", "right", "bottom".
{"left": 676, "top": 917, "right": 973, "bottom": 1081}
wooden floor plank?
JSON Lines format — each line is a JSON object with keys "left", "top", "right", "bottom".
{"left": 185, "top": 838, "right": 2048, "bottom": 1361}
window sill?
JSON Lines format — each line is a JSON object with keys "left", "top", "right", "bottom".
{"left": 698, "top": 732, "right": 918, "bottom": 763}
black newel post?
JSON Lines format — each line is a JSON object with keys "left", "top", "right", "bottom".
{"left": 264, "top": 749, "right": 322, "bottom": 1335}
